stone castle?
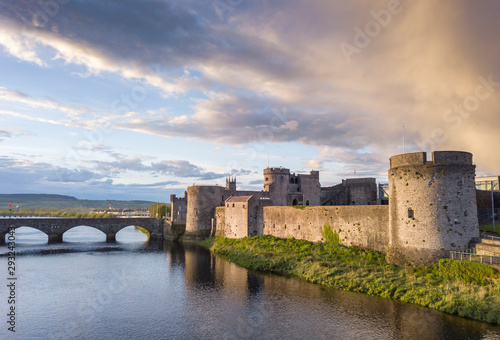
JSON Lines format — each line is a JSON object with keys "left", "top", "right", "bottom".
{"left": 168, "top": 151, "right": 480, "bottom": 265}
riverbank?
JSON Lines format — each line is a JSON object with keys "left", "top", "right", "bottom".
{"left": 200, "top": 235, "right": 500, "bottom": 325}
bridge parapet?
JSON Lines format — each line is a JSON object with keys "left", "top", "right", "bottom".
{"left": 0, "top": 217, "right": 164, "bottom": 244}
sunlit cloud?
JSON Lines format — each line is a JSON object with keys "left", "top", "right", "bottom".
{"left": 0, "top": 0, "right": 499, "bottom": 199}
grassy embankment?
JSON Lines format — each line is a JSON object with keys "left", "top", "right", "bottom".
{"left": 200, "top": 233, "right": 500, "bottom": 324}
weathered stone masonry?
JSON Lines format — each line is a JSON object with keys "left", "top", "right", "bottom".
{"left": 387, "top": 151, "right": 478, "bottom": 264}
{"left": 0, "top": 217, "right": 164, "bottom": 244}
{"left": 174, "top": 151, "right": 480, "bottom": 265}
{"left": 215, "top": 205, "right": 389, "bottom": 253}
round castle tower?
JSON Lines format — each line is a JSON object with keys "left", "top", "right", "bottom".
{"left": 185, "top": 185, "right": 226, "bottom": 240}
{"left": 387, "top": 151, "right": 479, "bottom": 265}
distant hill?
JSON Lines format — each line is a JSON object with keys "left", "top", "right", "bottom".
{"left": 0, "top": 194, "right": 156, "bottom": 209}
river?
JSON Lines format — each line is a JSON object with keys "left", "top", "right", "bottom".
{"left": 1, "top": 226, "right": 500, "bottom": 339}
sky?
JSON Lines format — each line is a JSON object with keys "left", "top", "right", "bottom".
{"left": 0, "top": 0, "right": 500, "bottom": 202}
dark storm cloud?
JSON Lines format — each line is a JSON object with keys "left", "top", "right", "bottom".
{"left": 0, "top": 0, "right": 296, "bottom": 83}
{"left": 2, "top": 0, "right": 500, "bottom": 174}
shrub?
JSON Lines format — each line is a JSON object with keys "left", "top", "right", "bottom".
{"left": 322, "top": 224, "right": 340, "bottom": 244}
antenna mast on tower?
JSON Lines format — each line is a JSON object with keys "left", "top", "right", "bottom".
{"left": 402, "top": 125, "right": 405, "bottom": 154}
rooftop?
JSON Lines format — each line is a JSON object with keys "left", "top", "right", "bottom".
{"left": 226, "top": 195, "right": 253, "bottom": 202}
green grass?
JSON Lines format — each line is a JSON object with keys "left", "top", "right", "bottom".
{"left": 200, "top": 235, "right": 500, "bottom": 324}
{"left": 479, "top": 224, "right": 500, "bottom": 237}
{"left": 135, "top": 226, "right": 150, "bottom": 237}
{"left": 0, "top": 194, "right": 154, "bottom": 209}
{"left": 322, "top": 224, "right": 339, "bottom": 244}
{"left": 0, "top": 208, "right": 114, "bottom": 218}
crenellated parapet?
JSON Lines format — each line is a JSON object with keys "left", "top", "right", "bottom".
{"left": 175, "top": 150, "right": 480, "bottom": 266}
{"left": 170, "top": 191, "right": 188, "bottom": 223}
{"left": 387, "top": 151, "right": 478, "bottom": 265}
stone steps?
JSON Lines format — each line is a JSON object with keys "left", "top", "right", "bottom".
{"left": 470, "top": 237, "right": 500, "bottom": 256}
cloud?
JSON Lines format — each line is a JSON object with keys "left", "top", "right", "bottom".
{"left": 46, "top": 168, "right": 101, "bottom": 182}
{"left": 0, "top": 156, "right": 181, "bottom": 200}
{"left": 0, "top": 130, "right": 11, "bottom": 142}
{"left": 86, "top": 156, "right": 230, "bottom": 180}
{"left": 1, "top": 0, "right": 500, "bottom": 176}
{"left": 0, "top": 157, "right": 102, "bottom": 183}
{"left": 150, "top": 160, "right": 227, "bottom": 180}
{"left": 303, "top": 159, "right": 323, "bottom": 170}
{"left": 248, "top": 179, "right": 263, "bottom": 185}
{"left": 317, "top": 146, "right": 389, "bottom": 178}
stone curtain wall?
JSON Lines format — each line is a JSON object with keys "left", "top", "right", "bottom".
{"left": 262, "top": 206, "right": 389, "bottom": 252}
{"left": 214, "top": 206, "right": 226, "bottom": 238}
{"left": 213, "top": 205, "right": 389, "bottom": 252}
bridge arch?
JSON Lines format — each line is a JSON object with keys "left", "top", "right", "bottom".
{"left": 63, "top": 225, "right": 107, "bottom": 243}
{"left": 3, "top": 226, "right": 48, "bottom": 244}
{"left": 115, "top": 226, "right": 149, "bottom": 242}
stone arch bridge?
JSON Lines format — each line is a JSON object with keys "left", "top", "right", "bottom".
{"left": 0, "top": 217, "right": 164, "bottom": 244}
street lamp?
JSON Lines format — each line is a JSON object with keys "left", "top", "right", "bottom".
{"left": 492, "top": 181, "right": 497, "bottom": 232}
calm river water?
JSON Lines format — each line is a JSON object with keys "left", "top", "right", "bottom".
{"left": 1, "top": 226, "right": 500, "bottom": 339}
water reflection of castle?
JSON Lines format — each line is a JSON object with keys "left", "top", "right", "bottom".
{"left": 157, "top": 239, "right": 470, "bottom": 339}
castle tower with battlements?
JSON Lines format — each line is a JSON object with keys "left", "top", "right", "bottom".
{"left": 263, "top": 167, "right": 320, "bottom": 206}
{"left": 173, "top": 150, "right": 480, "bottom": 265}
{"left": 387, "top": 151, "right": 479, "bottom": 265}
{"left": 226, "top": 176, "right": 237, "bottom": 192}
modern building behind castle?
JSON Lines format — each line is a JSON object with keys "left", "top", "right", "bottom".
{"left": 168, "top": 151, "right": 481, "bottom": 265}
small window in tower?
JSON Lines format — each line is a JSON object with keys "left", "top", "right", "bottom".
{"left": 408, "top": 208, "right": 414, "bottom": 218}
{"left": 290, "top": 178, "right": 294, "bottom": 183}
{"left": 227, "top": 204, "right": 229, "bottom": 207}
{"left": 305, "top": 200, "right": 310, "bottom": 206}
{"left": 265, "top": 177, "right": 269, "bottom": 181}
{"left": 242, "top": 204, "right": 245, "bottom": 208}
{"left": 232, "top": 203, "right": 235, "bottom": 208}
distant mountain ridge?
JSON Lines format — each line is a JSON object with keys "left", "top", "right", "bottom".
{"left": 0, "top": 194, "right": 156, "bottom": 209}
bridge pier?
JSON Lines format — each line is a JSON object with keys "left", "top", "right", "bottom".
{"left": 48, "top": 234, "right": 63, "bottom": 243}
{"left": 106, "top": 233, "right": 116, "bottom": 243}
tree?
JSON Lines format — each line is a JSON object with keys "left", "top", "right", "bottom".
{"left": 149, "top": 203, "right": 167, "bottom": 218}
